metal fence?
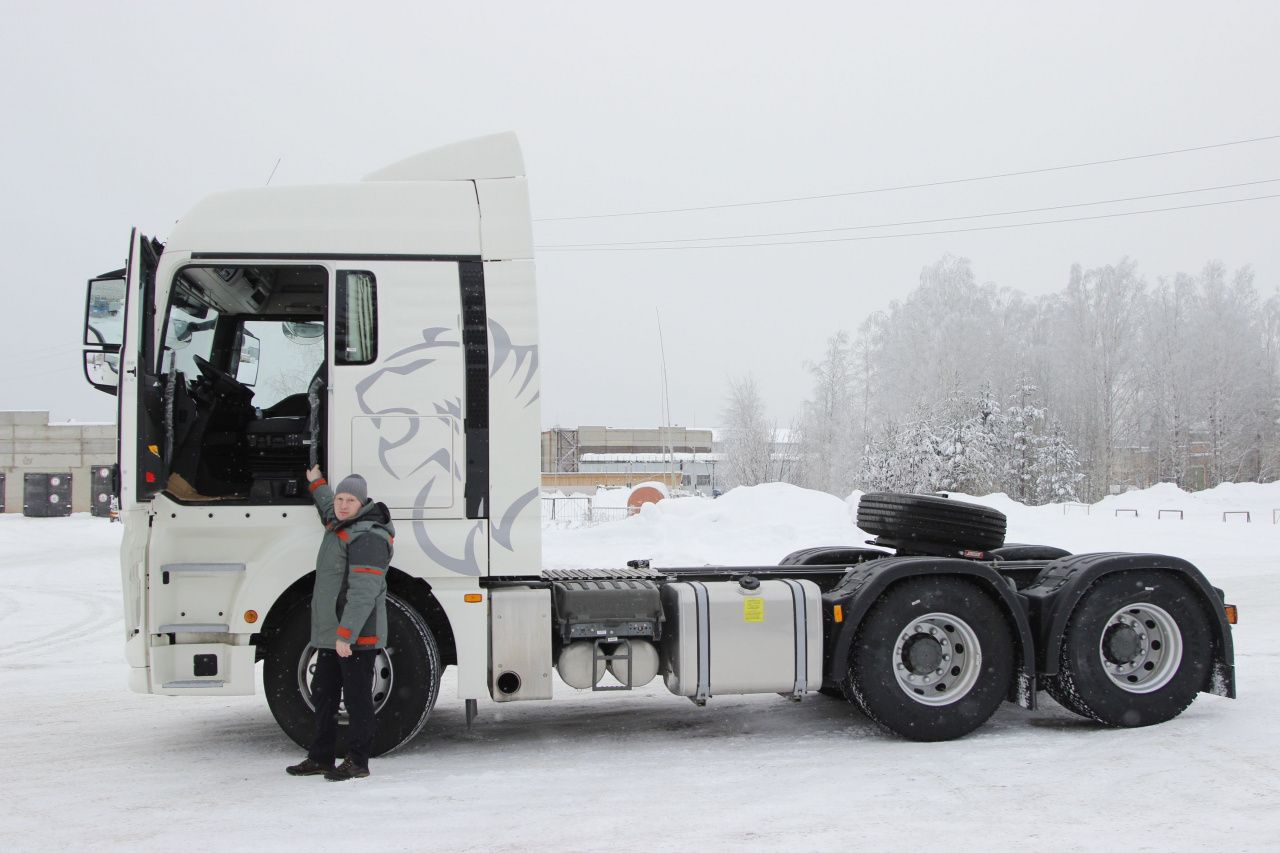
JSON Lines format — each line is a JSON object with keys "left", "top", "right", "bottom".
{"left": 541, "top": 496, "right": 636, "bottom": 526}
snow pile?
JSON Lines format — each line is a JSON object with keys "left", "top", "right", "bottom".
{"left": 941, "top": 482, "right": 1280, "bottom": 568}
{"left": 551, "top": 480, "right": 1280, "bottom": 570}
{"left": 545, "top": 482, "right": 862, "bottom": 568}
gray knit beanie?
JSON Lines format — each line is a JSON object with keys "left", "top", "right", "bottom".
{"left": 334, "top": 473, "right": 368, "bottom": 504}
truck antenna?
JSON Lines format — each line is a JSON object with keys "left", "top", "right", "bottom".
{"left": 265, "top": 157, "right": 282, "bottom": 186}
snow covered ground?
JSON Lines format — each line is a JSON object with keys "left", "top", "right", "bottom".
{"left": 3, "top": 483, "right": 1278, "bottom": 852}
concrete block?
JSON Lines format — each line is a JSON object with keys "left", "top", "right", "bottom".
{"left": 15, "top": 440, "right": 82, "bottom": 455}
{"left": 12, "top": 412, "right": 49, "bottom": 426}
{"left": 0, "top": 425, "right": 12, "bottom": 438}
{"left": 83, "top": 441, "right": 117, "bottom": 457}
{"left": 81, "top": 425, "right": 117, "bottom": 439}
{"left": 13, "top": 425, "right": 55, "bottom": 439}
{"left": 0, "top": 455, "right": 13, "bottom": 468}
{"left": 0, "top": 441, "right": 12, "bottom": 454}
{"left": 14, "top": 453, "right": 82, "bottom": 469}
{"left": 46, "top": 425, "right": 84, "bottom": 440}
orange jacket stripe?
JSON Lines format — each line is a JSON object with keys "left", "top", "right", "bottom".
{"left": 352, "top": 566, "right": 383, "bottom": 575}
{"left": 355, "top": 636, "right": 378, "bottom": 646}
{"left": 309, "top": 478, "right": 327, "bottom": 492}
{"left": 336, "top": 529, "right": 351, "bottom": 542}
{"left": 336, "top": 626, "right": 353, "bottom": 640}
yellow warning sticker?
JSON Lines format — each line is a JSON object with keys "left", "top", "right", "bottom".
{"left": 743, "top": 598, "right": 765, "bottom": 623}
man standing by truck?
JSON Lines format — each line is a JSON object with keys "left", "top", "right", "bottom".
{"left": 286, "top": 466, "right": 395, "bottom": 781}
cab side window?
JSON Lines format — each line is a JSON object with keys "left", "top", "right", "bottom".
{"left": 336, "top": 271, "right": 377, "bottom": 365}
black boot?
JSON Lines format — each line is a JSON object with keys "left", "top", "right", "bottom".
{"left": 286, "top": 757, "right": 334, "bottom": 776}
{"left": 324, "top": 759, "right": 370, "bottom": 781}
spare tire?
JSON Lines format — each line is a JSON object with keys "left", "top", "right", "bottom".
{"left": 856, "top": 492, "right": 1006, "bottom": 554}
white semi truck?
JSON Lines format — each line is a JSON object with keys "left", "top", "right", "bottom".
{"left": 81, "top": 134, "right": 1237, "bottom": 751}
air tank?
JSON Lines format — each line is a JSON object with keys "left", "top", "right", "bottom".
{"left": 556, "top": 641, "right": 607, "bottom": 689}
{"left": 607, "top": 639, "right": 660, "bottom": 687}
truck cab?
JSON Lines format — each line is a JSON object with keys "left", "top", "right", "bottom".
{"left": 83, "top": 134, "right": 543, "bottom": 750}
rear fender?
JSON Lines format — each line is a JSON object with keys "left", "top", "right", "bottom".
{"left": 823, "top": 557, "right": 1038, "bottom": 708}
{"left": 780, "top": 546, "right": 889, "bottom": 566}
{"left": 1023, "top": 553, "right": 1235, "bottom": 698}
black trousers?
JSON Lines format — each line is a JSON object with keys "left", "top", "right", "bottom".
{"left": 307, "top": 648, "right": 377, "bottom": 767}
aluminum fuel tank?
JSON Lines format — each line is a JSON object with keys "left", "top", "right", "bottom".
{"left": 660, "top": 578, "right": 823, "bottom": 701}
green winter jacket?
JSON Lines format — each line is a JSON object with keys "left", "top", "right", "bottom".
{"left": 308, "top": 478, "right": 395, "bottom": 650}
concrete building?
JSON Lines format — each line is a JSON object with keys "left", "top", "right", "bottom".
{"left": 541, "top": 426, "right": 718, "bottom": 494}
{"left": 0, "top": 411, "right": 116, "bottom": 514}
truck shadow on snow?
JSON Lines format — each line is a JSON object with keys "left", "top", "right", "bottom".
{"left": 390, "top": 689, "right": 1100, "bottom": 758}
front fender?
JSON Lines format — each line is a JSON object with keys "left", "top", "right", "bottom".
{"left": 823, "top": 557, "right": 1038, "bottom": 708}
{"left": 1022, "top": 552, "right": 1236, "bottom": 698}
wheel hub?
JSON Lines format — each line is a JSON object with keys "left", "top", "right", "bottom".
{"left": 1097, "top": 603, "right": 1183, "bottom": 694}
{"left": 891, "top": 613, "right": 982, "bottom": 706}
{"left": 902, "top": 634, "right": 944, "bottom": 674}
{"left": 297, "top": 645, "right": 395, "bottom": 716}
{"left": 1102, "top": 623, "right": 1141, "bottom": 664}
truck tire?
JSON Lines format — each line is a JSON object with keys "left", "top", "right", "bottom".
{"left": 1042, "top": 570, "right": 1209, "bottom": 727}
{"left": 263, "top": 593, "right": 442, "bottom": 757}
{"left": 856, "top": 492, "right": 1006, "bottom": 553}
{"left": 844, "top": 576, "right": 1014, "bottom": 741}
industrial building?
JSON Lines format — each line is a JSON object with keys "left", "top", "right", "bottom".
{"left": 541, "top": 426, "right": 719, "bottom": 494}
{"left": 0, "top": 411, "right": 116, "bottom": 515}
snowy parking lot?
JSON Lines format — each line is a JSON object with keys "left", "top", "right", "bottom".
{"left": 3, "top": 483, "right": 1278, "bottom": 852}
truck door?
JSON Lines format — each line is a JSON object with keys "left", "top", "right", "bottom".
{"left": 89, "top": 228, "right": 160, "bottom": 510}
{"left": 327, "top": 261, "right": 469, "bottom": 521}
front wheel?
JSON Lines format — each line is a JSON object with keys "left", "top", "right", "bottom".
{"left": 1042, "top": 571, "right": 1210, "bottom": 727}
{"left": 263, "top": 593, "right": 442, "bottom": 757}
{"left": 844, "top": 576, "right": 1014, "bottom": 741}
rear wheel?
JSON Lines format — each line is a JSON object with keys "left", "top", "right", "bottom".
{"left": 1043, "top": 571, "right": 1209, "bottom": 727}
{"left": 844, "top": 576, "right": 1014, "bottom": 741}
{"left": 263, "top": 593, "right": 441, "bottom": 757}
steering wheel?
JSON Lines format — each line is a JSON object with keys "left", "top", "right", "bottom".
{"left": 191, "top": 354, "right": 253, "bottom": 401}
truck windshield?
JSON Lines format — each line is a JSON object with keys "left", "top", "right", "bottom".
{"left": 239, "top": 319, "right": 325, "bottom": 409}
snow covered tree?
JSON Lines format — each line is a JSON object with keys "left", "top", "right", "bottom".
{"left": 719, "top": 374, "right": 776, "bottom": 489}
{"left": 796, "top": 331, "right": 860, "bottom": 495}
{"left": 938, "top": 384, "right": 1003, "bottom": 494}
{"left": 1032, "top": 419, "right": 1084, "bottom": 503}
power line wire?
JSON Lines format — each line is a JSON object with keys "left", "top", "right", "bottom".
{"left": 535, "top": 193, "right": 1280, "bottom": 252}
{"left": 537, "top": 177, "right": 1280, "bottom": 249}
{"left": 534, "top": 133, "right": 1280, "bottom": 222}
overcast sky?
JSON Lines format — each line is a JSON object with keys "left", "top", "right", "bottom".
{"left": 3, "top": 1, "right": 1277, "bottom": 429}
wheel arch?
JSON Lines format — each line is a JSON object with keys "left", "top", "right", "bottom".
{"left": 824, "top": 556, "right": 1038, "bottom": 708}
{"left": 1023, "top": 552, "right": 1235, "bottom": 698}
{"left": 253, "top": 566, "right": 458, "bottom": 668}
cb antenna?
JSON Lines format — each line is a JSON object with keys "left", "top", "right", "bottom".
{"left": 265, "top": 157, "right": 282, "bottom": 186}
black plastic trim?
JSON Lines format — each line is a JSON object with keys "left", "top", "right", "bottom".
{"left": 459, "top": 260, "right": 489, "bottom": 519}
{"left": 190, "top": 252, "right": 482, "bottom": 263}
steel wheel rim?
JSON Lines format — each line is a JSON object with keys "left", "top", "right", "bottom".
{"left": 296, "top": 645, "right": 395, "bottom": 716}
{"left": 1098, "top": 603, "right": 1182, "bottom": 694}
{"left": 891, "top": 612, "right": 982, "bottom": 706}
